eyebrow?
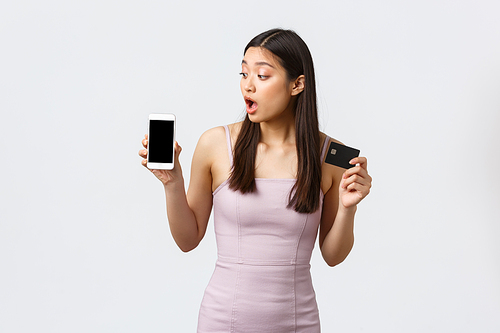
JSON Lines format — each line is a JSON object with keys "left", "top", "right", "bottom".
{"left": 241, "top": 60, "right": 275, "bottom": 69}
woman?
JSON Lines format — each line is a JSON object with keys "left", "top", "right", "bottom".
{"left": 139, "top": 28, "right": 372, "bottom": 332}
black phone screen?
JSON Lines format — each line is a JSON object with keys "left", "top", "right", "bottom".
{"left": 148, "top": 120, "right": 174, "bottom": 163}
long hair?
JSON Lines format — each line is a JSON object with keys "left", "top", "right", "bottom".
{"left": 228, "top": 28, "right": 321, "bottom": 214}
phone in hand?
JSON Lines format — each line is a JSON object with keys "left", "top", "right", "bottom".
{"left": 147, "top": 113, "right": 176, "bottom": 170}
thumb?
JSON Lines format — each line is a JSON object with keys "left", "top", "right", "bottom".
{"left": 174, "top": 141, "right": 182, "bottom": 163}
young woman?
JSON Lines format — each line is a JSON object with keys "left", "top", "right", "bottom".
{"left": 139, "top": 28, "right": 372, "bottom": 332}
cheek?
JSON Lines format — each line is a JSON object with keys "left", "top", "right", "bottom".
{"left": 269, "top": 85, "right": 292, "bottom": 105}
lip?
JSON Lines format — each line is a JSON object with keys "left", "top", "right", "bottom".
{"left": 245, "top": 96, "right": 258, "bottom": 114}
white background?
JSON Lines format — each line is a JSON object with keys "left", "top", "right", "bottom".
{"left": 1, "top": 1, "right": 499, "bottom": 332}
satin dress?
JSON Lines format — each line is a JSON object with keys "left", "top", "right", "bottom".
{"left": 197, "top": 125, "right": 330, "bottom": 332}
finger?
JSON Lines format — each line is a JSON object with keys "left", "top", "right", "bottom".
{"left": 341, "top": 173, "right": 369, "bottom": 189}
{"left": 142, "top": 138, "right": 148, "bottom": 149}
{"left": 351, "top": 168, "right": 370, "bottom": 182}
{"left": 343, "top": 165, "right": 369, "bottom": 180}
{"left": 349, "top": 156, "right": 368, "bottom": 170}
{"left": 346, "top": 182, "right": 370, "bottom": 195}
{"left": 138, "top": 149, "right": 148, "bottom": 158}
{"left": 174, "top": 141, "right": 182, "bottom": 160}
{"left": 342, "top": 173, "right": 369, "bottom": 189}
{"left": 343, "top": 166, "right": 372, "bottom": 186}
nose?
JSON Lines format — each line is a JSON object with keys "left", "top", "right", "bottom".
{"left": 243, "top": 77, "right": 255, "bottom": 93}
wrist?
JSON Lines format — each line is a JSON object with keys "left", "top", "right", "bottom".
{"left": 338, "top": 204, "right": 357, "bottom": 216}
{"left": 163, "top": 178, "right": 185, "bottom": 193}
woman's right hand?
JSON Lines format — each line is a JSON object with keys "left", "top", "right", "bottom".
{"left": 139, "top": 134, "right": 183, "bottom": 186}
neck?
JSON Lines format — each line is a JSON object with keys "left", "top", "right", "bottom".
{"left": 258, "top": 101, "right": 297, "bottom": 146}
{"left": 259, "top": 118, "right": 295, "bottom": 146}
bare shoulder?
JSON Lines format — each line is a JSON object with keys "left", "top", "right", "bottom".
{"left": 191, "top": 126, "right": 226, "bottom": 167}
{"left": 320, "top": 131, "right": 344, "bottom": 146}
{"left": 198, "top": 126, "right": 226, "bottom": 146}
{"left": 227, "top": 121, "right": 244, "bottom": 146}
{"left": 193, "top": 125, "right": 235, "bottom": 191}
{"left": 228, "top": 121, "right": 244, "bottom": 132}
{"left": 320, "top": 132, "right": 345, "bottom": 162}
{"left": 320, "top": 132, "right": 345, "bottom": 195}
{"left": 199, "top": 124, "right": 233, "bottom": 152}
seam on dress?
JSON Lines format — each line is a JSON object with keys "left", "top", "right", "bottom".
{"left": 292, "top": 215, "right": 308, "bottom": 332}
{"left": 230, "top": 190, "right": 242, "bottom": 332}
{"left": 292, "top": 262, "right": 297, "bottom": 332}
{"left": 230, "top": 264, "right": 241, "bottom": 332}
{"left": 292, "top": 215, "right": 308, "bottom": 264}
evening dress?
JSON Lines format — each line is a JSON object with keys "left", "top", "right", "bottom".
{"left": 197, "top": 125, "right": 330, "bottom": 332}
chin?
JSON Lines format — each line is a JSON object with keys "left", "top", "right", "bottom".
{"left": 246, "top": 113, "right": 261, "bottom": 123}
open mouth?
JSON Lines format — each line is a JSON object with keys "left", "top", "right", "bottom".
{"left": 245, "top": 97, "right": 258, "bottom": 113}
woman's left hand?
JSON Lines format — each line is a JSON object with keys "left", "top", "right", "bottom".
{"left": 339, "top": 157, "right": 372, "bottom": 209}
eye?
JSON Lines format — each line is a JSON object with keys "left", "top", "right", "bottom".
{"left": 258, "top": 75, "right": 269, "bottom": 80}
{"left": 239, "top": 72, "right": 248, "bottom": 78}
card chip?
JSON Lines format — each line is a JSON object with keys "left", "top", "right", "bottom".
{"left": 324, "top": 142, "right": 360, "bottom": 169}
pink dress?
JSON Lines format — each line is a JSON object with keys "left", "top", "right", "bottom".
{"left": 197, "top": 125, "right": 330, "bottom": 332}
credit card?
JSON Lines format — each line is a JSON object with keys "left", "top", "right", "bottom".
{"left": 324, "top": 141, "right": 360, "bottom": 169}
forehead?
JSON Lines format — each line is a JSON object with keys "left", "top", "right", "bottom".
{"left": 242, "top": 47, "right": 282, "bottom": 69}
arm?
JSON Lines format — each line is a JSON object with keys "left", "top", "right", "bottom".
{"left": 139, "top": 129, "right": 217, "bottom": 252}
{"left": 319, "top": 154, "right": 372, "bottom": 267}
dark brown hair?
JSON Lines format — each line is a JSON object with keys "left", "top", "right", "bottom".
{"left": 228, "top": 28, "right": 321, "bottom": 214}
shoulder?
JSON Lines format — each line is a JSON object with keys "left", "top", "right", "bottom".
{"left": 193, "top": 123, "right": 241, "bottom": 164}
{"left": 319, "top": 132, "right": 344, "bottom": 160}
{"left": 227, "top": 121, "right": 243, "bottom": 139}
{"left": 196, "top": 125, "right": 233, "bottom": 153}
{"left": 198, "top": 126, "right": 225, "bottom": 144}
{"left": 192, "top": 126, "right": 227, "bottom": 166}
{"left": 320, "top": 131, "right": 343, "bottom": 147}
{"left": 193, "top": 124, "right": 237, "bottom": 189}
{"left": 320, "top": 132, "right": 345, "bottom": 195}
{"left": 198, "top": 122, "right": 244, "bottom": 144}
{"left": 219, "top": 121, "right": 244, "bottom": 150}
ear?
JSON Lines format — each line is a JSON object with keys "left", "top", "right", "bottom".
{"left": 291, "top": 75, "right": 305, "bottom": 96}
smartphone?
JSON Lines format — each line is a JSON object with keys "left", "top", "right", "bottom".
{"left": 324, "top": 141, "right": 360, "bottom": 169}
{"left": 147, "top": 113, "right": 176, "bottom": 170}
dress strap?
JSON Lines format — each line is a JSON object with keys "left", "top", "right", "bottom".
{"left": 320, "top": 135, "right": 331, "bottom": 162}
{"left": 223, "top": 125, "right": 234, "bottom": 168}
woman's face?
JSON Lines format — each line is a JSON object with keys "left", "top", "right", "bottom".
{"left": 240, "top": 47, "right": 299, "bottom": 124}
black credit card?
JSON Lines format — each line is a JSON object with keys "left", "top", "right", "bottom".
{"left": 324, "top": 141, "right": 360, "bottom": 169}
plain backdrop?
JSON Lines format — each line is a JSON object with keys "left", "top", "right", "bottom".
{"left": 1, "top": 1, "right": 499, "bottom": 332}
